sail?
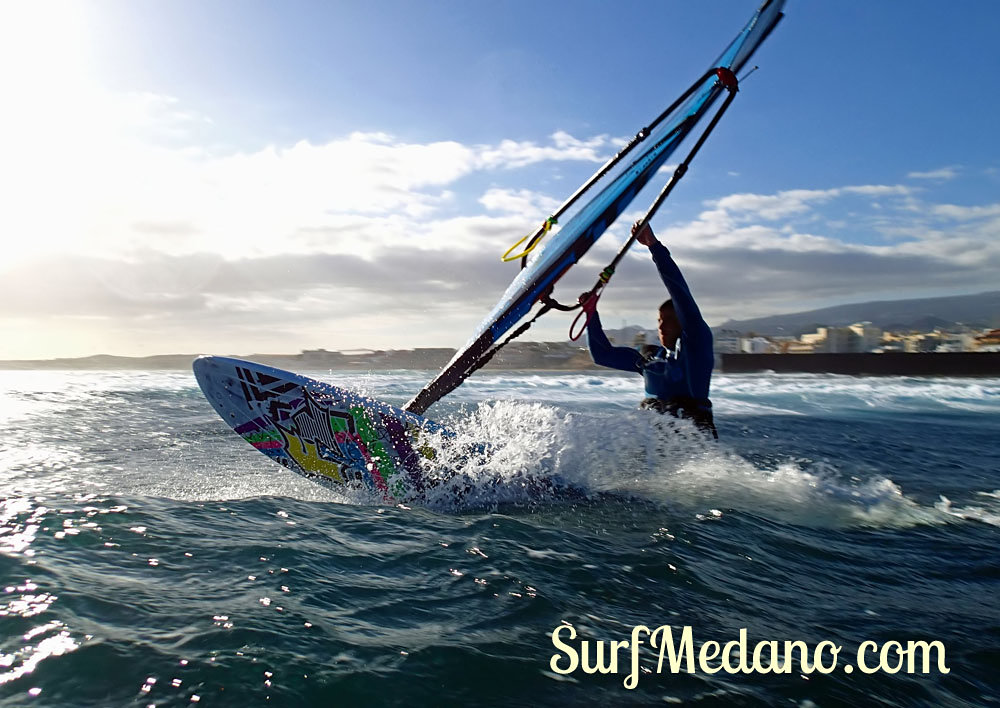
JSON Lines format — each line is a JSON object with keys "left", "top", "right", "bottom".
{"left": 406, "top": 0, "right": 785, "bottom": 415}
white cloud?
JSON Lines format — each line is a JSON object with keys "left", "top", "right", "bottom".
{"left": 478, "top": 188, "right": 561, "bottom": 216}
{"left": 524, "top": 180, "right": 997, "bottom": 330}
{"left": 708, "top": 185, "right": 912, "bottom": 222}
{"left": 840, "top": 185, "right": 912, "bottom": 197}
{"left": 0, "top": 85, "right": 622, "bottom": 271}
{"left": 655, "top": 163, "right": 680, "bottom": 178}
{"left": 476, "top": 131, "right": 612, "bottom": 169}
{"left": 931, "top": 203, "right": 1000, "bottom": 220}
{"left": 2, "top": 78, "right": 998, "bottom": 359}
{"left": 907, "top": 167, "right": 959, "bottom": 180}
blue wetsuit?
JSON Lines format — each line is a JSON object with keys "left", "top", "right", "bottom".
{"left": 586, "top": 241, "right": 716, "bottom": 433}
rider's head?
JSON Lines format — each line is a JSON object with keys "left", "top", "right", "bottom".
{"left": 657, "top": 300, "right": 680, "bottom": 348}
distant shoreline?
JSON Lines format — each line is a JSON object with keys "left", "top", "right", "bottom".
{"left": 3, "top": 348, "right": 1000, "bottom": 377}
{"left": 0, "top": 343, "right": 598, "bottom": 372}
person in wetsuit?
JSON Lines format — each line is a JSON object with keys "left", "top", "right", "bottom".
{"left": 584, "top": 219, "right": 717, "bottom": 438}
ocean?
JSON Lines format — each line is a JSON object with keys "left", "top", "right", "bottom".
{"left": 1, "top": 368, "right": 998, "bottom": 707}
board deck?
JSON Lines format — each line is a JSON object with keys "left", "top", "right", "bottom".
{"left": 193, "top": 356, "right": 449, "bottom": 502}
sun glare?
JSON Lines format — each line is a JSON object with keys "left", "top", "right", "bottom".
{"left": 0, "top": 1, "right": 99, "bottom": 266}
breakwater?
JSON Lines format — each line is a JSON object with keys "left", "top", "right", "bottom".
{"left": 720, "top": 352, "right": 1000, "bottom": 376}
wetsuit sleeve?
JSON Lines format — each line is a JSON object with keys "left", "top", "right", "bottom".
{"left": 649, "top": 240, "right": 714, "bottom": 399}
{"left": 586, "top": 311, "right": 644, "bottom": 373}
{"left": 649, "top": 241, "right": 712, "bottom": 347}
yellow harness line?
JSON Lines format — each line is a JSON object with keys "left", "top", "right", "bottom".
{"left": 500, "top": 217, "right": 557, "bottom": 262}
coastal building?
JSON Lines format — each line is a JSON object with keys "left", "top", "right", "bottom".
{"left": 904, "top": 334, "right": 938, "bottom": 353}
{"left": 798, "top": 323, "right": 883, "bottom": 353}
{"left": 848, "top": 322, "right": 883, "bottom": 351}
{"left": 713, "top": 329, "right": 742, "bottom": 354}
{"left": 933, "top": 331, "right": 975, "bottom": 353}
{"left": 974, "top": 329, "right": 1000, "bottom": 352}
{"left": 781, "top": 340, "right": 817, "bottom": 354}
{"left": 740, "top": 336, "right": 773, "bottom": 354}
{"left": 800, "top": 328, "right": 828, "bottom": 350}
{"left": 801, "top": 326, "right": 856, "bottom": 353}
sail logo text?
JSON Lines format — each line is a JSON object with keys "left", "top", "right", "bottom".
{"left": 549, "top": 625, "right": 949, "bottom": 688}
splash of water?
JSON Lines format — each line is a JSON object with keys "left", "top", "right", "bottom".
{"left": 400, "top": 400, "right": 967, "bottom": 528}
{"left": 936, "top": 490, "right": 1000, "bottom": 528}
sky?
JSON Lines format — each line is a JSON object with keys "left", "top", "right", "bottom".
{"left": 1, "top": 0, "right": 999, "bottom": 359}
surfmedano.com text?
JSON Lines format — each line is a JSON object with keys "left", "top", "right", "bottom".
{"left": 549, "top": 624, "right": 950, "bottom": 689}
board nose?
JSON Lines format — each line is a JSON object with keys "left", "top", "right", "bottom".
{"left": 191, "top": 356, "right": 248, "bottom": 422}
{"left": 191, "top": 355, "right": 218, "bottom": 392}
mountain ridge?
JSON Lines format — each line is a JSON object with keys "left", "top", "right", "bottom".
{"left": 716, "top": 291, "right": 1000, "bottom": 336}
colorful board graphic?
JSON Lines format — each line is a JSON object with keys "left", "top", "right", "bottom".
{"left": 193, "top": 356, "right": 448, "bottom": 502}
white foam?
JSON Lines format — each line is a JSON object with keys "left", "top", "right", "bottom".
{"left": 6, "top": 370, "right": 995, "bottom": 526}
{"left": 712, "top": 374, "right": 1000, "bottom": 415}
{"left": 401, "top": 401, "right": 973, "bottom": 528}
{"left": 935, "top": 491, "right": 1000, "bottom": 528}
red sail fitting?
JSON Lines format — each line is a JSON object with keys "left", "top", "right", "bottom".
{"left": 715, "top": 67, "right": 739, "bottom": 92}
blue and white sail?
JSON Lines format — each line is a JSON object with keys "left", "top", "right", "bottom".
{"left": 406, "top": 0, "right": 785, "bottom": 415}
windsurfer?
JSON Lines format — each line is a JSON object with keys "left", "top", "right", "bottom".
{"left": 584, "top": 220, "right": 717, "bottom": 438}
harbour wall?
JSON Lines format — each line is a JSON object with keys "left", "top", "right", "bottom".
{"left": 720, "top": 352, "right": 1000, "bottom": 376}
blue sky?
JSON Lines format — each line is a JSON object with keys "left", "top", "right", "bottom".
{"left": 1, "top": 1, "right": 998, "bottom": 358}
